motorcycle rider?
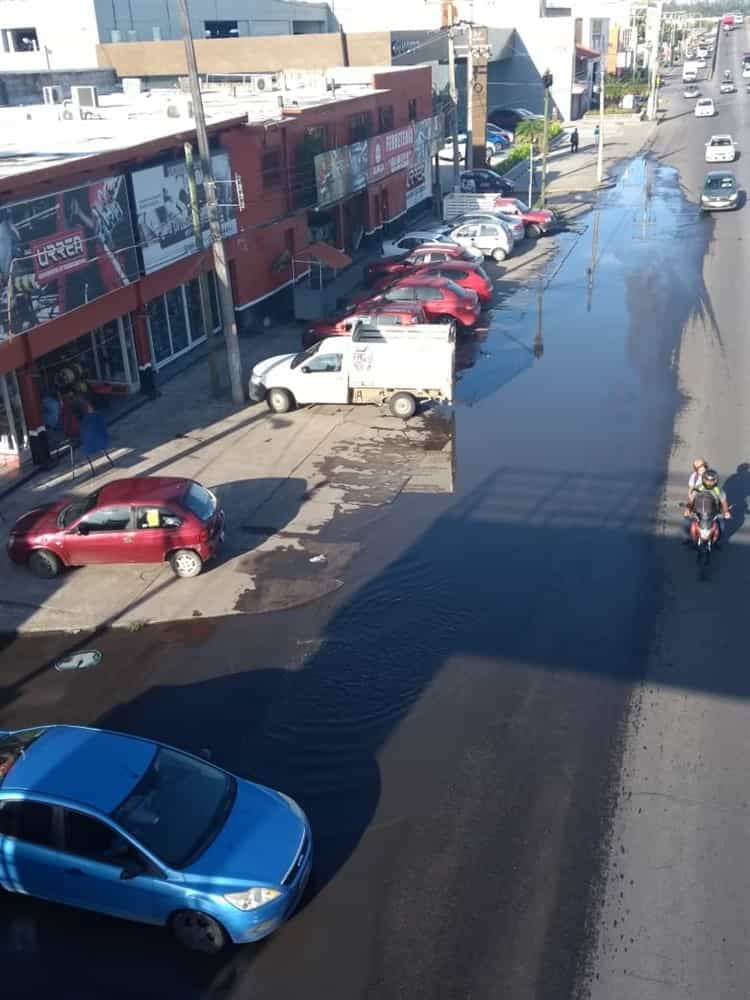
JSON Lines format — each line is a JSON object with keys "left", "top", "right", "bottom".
{"left": 683, "top": 468, "right": 731, "bottom": 541}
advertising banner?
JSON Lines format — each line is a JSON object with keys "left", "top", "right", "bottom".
{"left": 368, "top": 123, "right": 415, "bottom": 184}
{"left": 132, "top": 151, "right": 237, "bottom": 273}
{"left": 406, "top": 118, "right": 433, "bottom": 209}
{"left": 0, "top": 175, "right": 138, "bottom": 339}
{"left": 315, "top": 141, "right": 368, "bottom": 209}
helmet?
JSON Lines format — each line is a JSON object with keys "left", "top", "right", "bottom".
{"left": 702, "top": 469, "right": 718, "bottom": 489}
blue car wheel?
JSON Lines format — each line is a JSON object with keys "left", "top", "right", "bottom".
{"left": 170, "top": 909, "right": 228, "bottom": 954}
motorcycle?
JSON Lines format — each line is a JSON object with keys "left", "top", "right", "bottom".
{"left": 685, "top": 502, "right": 730, "bottom": 579}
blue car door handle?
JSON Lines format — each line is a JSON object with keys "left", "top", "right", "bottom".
{"left": 64, "top": 867, "right": 84, "bottom": 876}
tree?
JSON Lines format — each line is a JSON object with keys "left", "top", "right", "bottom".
{"left": 514, "top": 119, "right": 546, "bottom": 150}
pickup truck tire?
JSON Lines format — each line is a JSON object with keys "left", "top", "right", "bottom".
{"left": 492, "top": 247, "right": 507, "bottom": 262}
{"left": 267, "top": 388, "right": 294, "bottom": 413}
{"left": 390, "top": 392, "right": 417, "bottom": 420}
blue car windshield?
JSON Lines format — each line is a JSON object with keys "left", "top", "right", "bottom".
{"left": 112, "top": 748, "right": 235, "bottom": 868}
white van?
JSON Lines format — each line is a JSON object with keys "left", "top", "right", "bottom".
{"left": 248, "top": 325, "right": 455, "bottom": 419}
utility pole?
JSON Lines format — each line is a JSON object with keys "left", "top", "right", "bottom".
{"left": 597, "top": 57, "right": 605, "bottom": 184}
{"left": 646, "top": 0, "right": 664, "bottom": 122}
{"left": 184, "top": 142, "right": 220, "bottom": 397}
{"left": 447, "top": 27, "right": 461, "bottom": 191}
{"left": 540, "top": 69, "right": 552, "bottom": 208}
{"left": 465, "top": 21, "right": 474, "bottom": 171}
{"left": 528, "top": 141, "right": 534, "bottom": 207}
{"left": 177, "top": 0, "right": 244, "bottom": 405}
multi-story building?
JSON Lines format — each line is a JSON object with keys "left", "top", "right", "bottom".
{"left": 0, "top": 0, "right": 335, "bottom": 71}
{"left": 0, "top": 64, "right": 436, "bottom": 469}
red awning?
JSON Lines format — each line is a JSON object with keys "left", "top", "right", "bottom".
{"left": 298, "top": 242, "right": 352, "bottom": 269}
{"left": 576, "top": 44, "right": 601, "bottom": 60}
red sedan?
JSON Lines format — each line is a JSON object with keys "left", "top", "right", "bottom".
{"left": 365, "top": 244, "right": 482, "bottom": 285}
{"left": 382, "top": 260, "right": 493, "bottom": 305}
{"left": 492, "top": 198, "right": 554, "bottom": 238}
{"left": 7, "top": 476, "right": 225, "bottom": 579}
{"left": 363, "top": 275, "right": 481, "bottom": 329}
{"left": 303, "top": 302, "right": 427, "bottom": 348}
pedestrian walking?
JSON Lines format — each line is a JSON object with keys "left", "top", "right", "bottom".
{"left": 593, "top": 123, "right": 600, "bottom": 147}
{"left": 570, "top": 127, "right": 579, "bottom": 153}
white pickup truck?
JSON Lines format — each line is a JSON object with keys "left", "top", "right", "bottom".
{"left": 248, "top": 324, "right": 455, "bottom": 419}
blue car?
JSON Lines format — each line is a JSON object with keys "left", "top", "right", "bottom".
{"left": 0, "top": 725, "right": 312, "bottom": 953}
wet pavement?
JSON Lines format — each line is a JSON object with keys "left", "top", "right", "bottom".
{"left": 0, "top": 135, "right": 718, "bottom": 997}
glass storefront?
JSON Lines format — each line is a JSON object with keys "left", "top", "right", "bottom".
{"left": 147, "top": 272, "right": 221, "bottom": 370}
{"left": 0, "top": 373, "right": 28, "bottom": 467}
{"left": 37, "top": 317, "right": 138, "bottom": 394}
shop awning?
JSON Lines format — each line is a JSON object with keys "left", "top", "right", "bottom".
{"left": 576, "top": 44, "right": 601, "bottom": 60}
{"left": 298, "top": 242, "right": 352, "bottom": 269}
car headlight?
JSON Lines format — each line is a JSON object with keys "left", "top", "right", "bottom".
{"left": 224, "top": 886, "right": 282, "bottom": 911}
{"left": 250, "top": 373, "right": 262, "bottom": 384}
{"left": 730, "top": 192, "right": 738, "bottom": 200}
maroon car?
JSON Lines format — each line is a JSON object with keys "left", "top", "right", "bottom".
{"left": 492, "top": 198, "right": 554, "bottom": 238}
{"left": 7, "top": 476, "right": 225, "bottom": 580}
{"left": 303, "top": 302, "right": 427, "bottom": 348}
{"left": 363, "top": 275, "right": 481, "bottom": 329}
{"left": 365, "top": 244, "right": 482, "bottom": 285}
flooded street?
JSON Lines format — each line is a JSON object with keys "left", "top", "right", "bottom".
{"left": 0, "top": 142, "right": 724, "bottom": 999}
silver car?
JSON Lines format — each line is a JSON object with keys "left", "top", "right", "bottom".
{"left": 450, "top": 211, "right": 524, "bottom": 244}
{"left": 448, "top": 220, "right": 514, "bottom": 262}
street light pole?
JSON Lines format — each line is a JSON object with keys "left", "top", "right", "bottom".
{"left": 597, "top": 60, "right": 605, "bottom": 184}
{"left": 540, "top": 69, "right": 552, "bottom": 208}
{"left": 448, "top": 27, "right": 461, "bottom": 191}
{"left": 177, "top": 0, "right": 244, "bottom": 405}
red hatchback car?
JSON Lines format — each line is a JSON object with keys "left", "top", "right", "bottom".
{"left": 365, "top": 275, "right": 481, "bottom": 329}
{"left": 303, "top": 302, "right": 427, "bottom": 348}
{"left": 379, "top": 260, "right": 493, "bottom": 305}
{"left": 365, "top": 244, "right": 482, "bottom": 285}
{"left": 7, "top": 476, "right": 225, "bottom": 580}
{"left": 492, "top": 198, "right": 554, "bottom": 238}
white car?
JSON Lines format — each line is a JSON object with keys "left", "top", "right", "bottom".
{"left": 438, "top": 135, "right": 498, "bottom": 164}
{"left": 720, "top": 81, "right": 736, "bottom": 94}
{"left": 451, "top": 211, "right": 525, "bottom": 243}
{"left": 696, "top": 58, "right": 708, "bottom": 70}
{"left": 743, "top": 65, "right": 750, "bottom": 78}
{"left": 697, "top": 46, "right": 708, "bottom": 59}
{"left": 705, "top": 134, "right": 737, "bottom": 163}
{"left": 448, "top": 220, "right": 514, "bottom": 263}
{"left": 684, "top": 86, "right": 701, "bottom": 99}
{"left": 381, "top": 230, "right": 483, "bottom": 261}
{"left": 695, "top": 98, "right": 716, "bottom": 117}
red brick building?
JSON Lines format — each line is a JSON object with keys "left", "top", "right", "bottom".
{"left": 0, "top": 65, "right": 435, "bottom": 468}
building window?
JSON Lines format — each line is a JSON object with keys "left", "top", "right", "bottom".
{"left": 204, "top": 20, "right": 238, "bottom": 39}
{"left": 1, "top": 27, "right": 39, "bottom": 53}
{"left": 408, "top": 98, "right": 417, "bottom": 121}
{"left": 348, "top": 112, "right": 372, "bottom": 143}
{"left": 293, "top": 20, "right": 324, "bottom": 34}
{"left": 262, "top": 150, "right": 282, "bottom": 189}
{"left": 378, "top": 105, "right": 394, "bottom": 133}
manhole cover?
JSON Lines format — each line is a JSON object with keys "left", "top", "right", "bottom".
{"left": 54, "top": 650, "right": 103, "bottom": 672}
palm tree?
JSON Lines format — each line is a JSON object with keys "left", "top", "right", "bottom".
{"left": 514, "top": 119, "right": 546, "bottom": 150}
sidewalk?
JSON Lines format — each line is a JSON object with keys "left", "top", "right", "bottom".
{"left": 505, "top": 117, "right": 657, "bottom": 218}
{"left": 0, "top": 326, "right": 454, "bottom": 634}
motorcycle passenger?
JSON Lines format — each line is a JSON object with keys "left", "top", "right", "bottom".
{"left": 688, "top": 457, "right": 708, "bottom": 499}
{"left": 684, "top": 468, "right": 731, "bottom": 541}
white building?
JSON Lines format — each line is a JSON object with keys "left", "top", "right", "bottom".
{"left": 0, "top": 0, "right": 334, "bottom": 71}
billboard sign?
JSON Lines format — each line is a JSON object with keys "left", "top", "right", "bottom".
{"left": 0, "top": 175, "right": 138, "bottom": 339}
{"left": 315, "top": 141, "right": 368, "bottom": 209}
{"left": 406, "top": 118, "right": 433, "bottom": 209}
{"left": 368, "top": 124, "right": 415, "bottom": 183}
{"left": 132, "top": 151, "right": 237, "bottom": 273}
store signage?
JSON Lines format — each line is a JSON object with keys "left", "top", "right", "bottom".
{"left": 0, "top": 175, "right": 138, "bottom": 339}
{"left": 131, "top": 151, "right": 238, "bottom": 274}
{"left": 368, "top": 124, "right": 415, "bottom": 183}
{"left": 406, "top": 119, "right": 433, "bottom": 209}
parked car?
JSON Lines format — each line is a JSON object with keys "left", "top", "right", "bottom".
{"left": 372, "top": 275, "right": 481, "bottom": 329}
{"left": 438, "top": 134, "right": 498, "bottom": 164}
{"left": 365, "top": 243, "right": 482, "bottom": 285}
{"left": 408, "top": 261, "right": 493, "bottom": 304}
{"left": 705, "top": 134, "right": 737, "bottom": 163}
{"left": 742, "top": 65, "right": 750, "bottom": 79}
{"left": 7, "top": 476, "right": 224, "bottom": 580}
{"left": 695, "top": 97, "right": 716, "bottom": 117}
{"left": 450, "top": 211, "right": 525, "bottom": 243}
{"left": 448, "top": 220, "right": 514, "bottom": 263}
{"left": 381, "top": 230, "right": 481, "bottom": 260}
{"left": 486, "top": 123, "right": 513, "bottom": 146}
{"left": 304, "top": 302, "right": 428, "bottom": 347}
{"left": 0, "top": 725, "right": 312, "bottom": 953}
{"left": 491, "top": 198, "right": 554, "bottom": 238}
{"left": 700, "top": 170, "right": 739, "bottom": 211}
{"left": 488, "top": 107, "right": 543, "bottom": 132}
{"left": 459, "top": 169, "right": 514, "bottom": 195}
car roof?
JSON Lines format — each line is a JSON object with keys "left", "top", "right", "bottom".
{"left": 704, "top": 170, "right": 736, "bottom": 182}
{"left": 97, "top": 476, "right": 192, "bottom": 506}
{"left": 1, "top": 725, "right": 156, "bottom": 813}
{"left": 709, "top": 134, "right": 733, "bottom": 140}
{"left": 397, "top": 275, "right": 451, "bottom": 288}
{"left": 363, "top": 301, "right": 424, "bottom": 314}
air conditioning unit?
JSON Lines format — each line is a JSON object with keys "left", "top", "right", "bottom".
{"left": 248, "top": 73, "right": 282, "bottom": 93}
{"left": 71, "top": 85, "right": 99, "bottom": 109}
{"left": 42, "top": 85, "right": 63, "bottom": 105}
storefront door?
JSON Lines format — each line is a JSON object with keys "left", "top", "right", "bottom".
{"left": 147, "top": 275, "right": 221, "bottom": 370}
{"left": 0, "top": 373, "right": 28, "bottom": 468}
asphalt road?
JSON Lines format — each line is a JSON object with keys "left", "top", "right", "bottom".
{"left": 0, "top": 68, "right": 739, "bottom": 999}
{"left": 589, "top": 26, "right": 750, "bottom": 1000}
